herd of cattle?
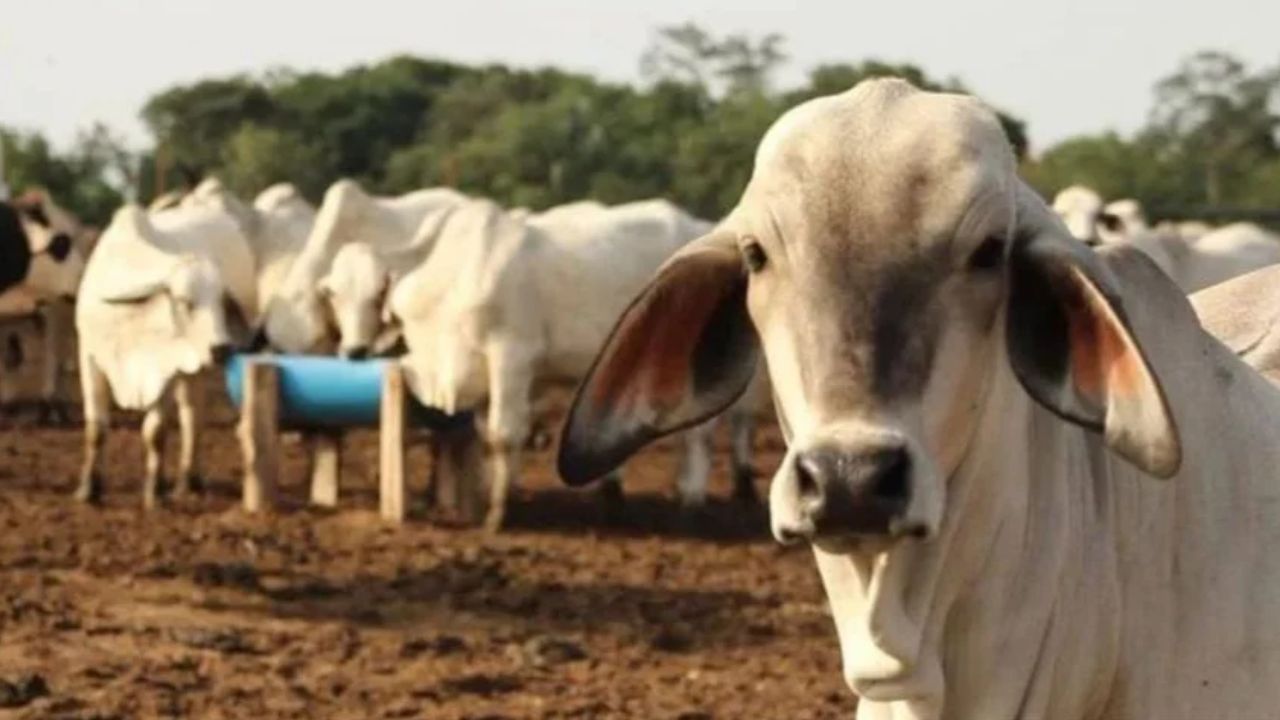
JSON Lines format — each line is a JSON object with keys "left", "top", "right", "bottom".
{"left": 0, "top": 178, "right": 767, "bottom": 528}
{"left": 6, "top": 77, "right": 1280, "bottom": 717}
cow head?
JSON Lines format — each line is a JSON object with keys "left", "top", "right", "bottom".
{"left": 561, "top": 78, "right": 1179, "bottom": 549}
{"left": 319, "top": 243, "right": 391, "bottom": 359}
{"left": 11, "top": 190, "right": 87, "bottom": 301}
{"left": 102, "top": 255, "right": 238, "bottom": 367}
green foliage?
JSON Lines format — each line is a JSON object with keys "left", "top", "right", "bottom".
{"left": 1, "top": 125, "right": 124, "bottom": 226}
{"left": 1028, "top": 50, "right": 1280, "bottom": 212}
{"left": 219, "top": 124, "right": 332, "bottom": 200}
{"left": 13, "top": 29, "right": 1280, "bottom": 235}
{"left": 142, "top": 76, "right": 275, "bottom": 181}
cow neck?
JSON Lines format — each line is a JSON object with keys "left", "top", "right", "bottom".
{"left": 822, "top": 358, "right": 1123, "bottom": 720}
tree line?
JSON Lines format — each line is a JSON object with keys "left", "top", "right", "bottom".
{"left": 2, "top": 25, "right": 1277, "bottom": 228}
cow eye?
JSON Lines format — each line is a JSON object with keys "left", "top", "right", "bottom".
{"left": 968, "top": 236, "right": 1005, "bottom": 271}
{"left": 742, "top": 239, "right": 767, "bottom": 273}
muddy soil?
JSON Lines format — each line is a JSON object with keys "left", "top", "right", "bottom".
{"left": 0, "top": 329, "right": 850, "bottom": 719}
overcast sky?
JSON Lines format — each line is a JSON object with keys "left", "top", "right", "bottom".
{"left": 3, "top": 0, "right": 1277, "bottom": 155}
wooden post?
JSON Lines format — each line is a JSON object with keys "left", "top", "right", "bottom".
{"left": 239, "top": 360, "right": 279, "bottom": 513}
{"left": 309, "top": 432, "right": 341, "bottom": 507}
{"left": 379, "top": 363, "right": 407, "bottom": 524}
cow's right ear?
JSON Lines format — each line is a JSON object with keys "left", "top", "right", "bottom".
{"left": 558, "top": 231, "right": 759, "bottom": 486}
{"left": 101, "top": 279, "right": 168, "bottom": 305}
{"left": 0, "top": 204, "right": 33, "bottom": 293}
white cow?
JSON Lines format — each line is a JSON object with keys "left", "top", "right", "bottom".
{"left": 1192, "top": 263, "right": 1280, "bottom": 381}
{"left": 76, "top": 203, "right": 256, "bottom": 507}
{"left": 0, "top": 189, "right": 89, "bottom": 423}
{"left": 176, "top": 178, "right": 316, "bottom": 318}
{"left": 1052, "top": 187, "right": 1280, "bottom": 292}
{"left": 262, "top": 179, "right": 466, "bottom": 354}
{"left": 316, "top": 202, "right": 460, "bottom": 359}
{"left": 251, "top": 183, "right": 316, "bottom": 316}
{"left": 394, "top": 197, "right": 715, "bottom": 530}
{"left": 560, "top": 79, "right": 1280, "bottom": 719}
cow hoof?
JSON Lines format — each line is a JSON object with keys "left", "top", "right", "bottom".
{"left": 732, "top": 469, "right": 760, "bottom": 505}
{"left": 174, "top": 475, "right": 205, "bottom": 498}
{"left": 599, "top": 478, "right": 625, "bottom": 522}
{"left": 35, "top": 403, "right": 71, "bottom": 427}
{"left": 482, "top": 509, "right": 507, "bottom": 534}
{"left": 73, "top": 482, "right": 101, "bottom": 505}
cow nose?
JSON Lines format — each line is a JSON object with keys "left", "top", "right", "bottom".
{"left": 775, "top": 445, "right": 912, "bottom": 542}
{"left": 247, "top": 327, "right": 270, "bottom": 353}
{"left": 211, "top": 343, "right": 234, "bottom": 364}
{"left": 342, "top": 345, "right": 370, "bottom": 360}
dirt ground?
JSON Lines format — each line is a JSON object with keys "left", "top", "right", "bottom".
{"left": 0, "top": 330, "right": 851, "bottom": 719}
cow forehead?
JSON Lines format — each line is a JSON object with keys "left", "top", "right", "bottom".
{"left": 748, "top": 80, "right": 1013, "bottom": 256}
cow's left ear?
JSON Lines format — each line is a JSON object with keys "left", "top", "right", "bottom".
{"left": 1006, "top": 185, "right": 1181, "bottom": 478}
{"left": 0, "top": 204, "right": 33, "bottom": 293}
{"left": 558, "top": 230, "right": 759, "bottom": 485}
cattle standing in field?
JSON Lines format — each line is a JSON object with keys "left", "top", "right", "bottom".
{"left": 560, "top": 78, "right": 1280, "bottom": 719}
{"left": 0, "top": 190, "right": 89, "bottom": 423}
{"left": 262, "top": 179, "right": 466, "bottom": 354}
{"left": 393, "top": 197, "right": 735, "bottom": 530}
{"left": 1051, "top": 186, "right": 1280, "bottom": 292}
{"left": 76, "top": 203, "right": 256, "bottom": 507}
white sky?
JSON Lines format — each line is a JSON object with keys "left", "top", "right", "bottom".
{"left": 2, "top": 0, "right": 1277, "bottom": 154}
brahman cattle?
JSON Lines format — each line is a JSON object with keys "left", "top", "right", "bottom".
{"left": 262, "top": 179, "right": 465, "bottom": 354}
{"left": 76, "top": 203, "right": 256, "bottom": 507}
{"left": 1052, "top": 186, "right": 1280, "bottom": 292}
{"left": 559, "top": 78, "right": 1280, "bottom": 719}
{"left": 393, "top": 197, "right": 718, "bottom": 530}
{"left": 0, "top": 190, "right": 89, "bottom": 423}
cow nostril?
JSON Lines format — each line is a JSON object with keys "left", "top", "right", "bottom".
{"left": 344, "top": 346, "right": 370, "bottom": 360}
{"left": 871, "top": 449, "right": 910, "bottom": 503}
{"left": 794, "top": 454, "right": 823, "bottom": 500}
{"left": 777, "top": 525, "right": 811, "bottom": 545}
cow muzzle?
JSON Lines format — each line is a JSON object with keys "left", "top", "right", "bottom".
{"left": 210, "top": 343, "right": 234, "bottom": 364}
{"left": 771, "top": 443, "right": 926, "bottom": 545}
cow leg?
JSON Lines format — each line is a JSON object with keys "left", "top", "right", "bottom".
{"left": 483, "top": 349, "right": 535, "bottom": 533}
{"left": 431, "top": 418, "right": 486, "bottom": 522}
{"left": 675, "top": 419, "right": 715, "bottom": 508}
{"left": 141, "top": 397, "right": 171, "bottom": 510}
{"left": 1, "top": 332, "right": 22, "bottom": 414}
{"left": 75, "top": 353, "right": 110, "bottom": 504}
{"left": 173, "top": 375, "right": 203, "bottom": 496}
{"left": 729, "top": 409, "right": 759, "bottom": 504}
{"left": 37, "top": 301, "right": 74, "bottom": 426}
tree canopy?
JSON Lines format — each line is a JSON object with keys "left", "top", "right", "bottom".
{"left": 6, "top": 27, "right": 1277, "bottom": 228}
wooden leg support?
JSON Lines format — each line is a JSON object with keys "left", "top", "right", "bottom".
{"left": 379, "top": 363, "right": 407, "bottom": 524}
{"left": 310, "top": 432, "right": 341, "bottom": 507}
{"left": 239, "top": 361, "right": 279, "bottom": 513}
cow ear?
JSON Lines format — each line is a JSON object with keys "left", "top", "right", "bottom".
{"left": 1006, "top": 186, "right": 1180, "bottom": 478}
{"left": 101, "top": 279, "right": 168, "bottom": 305}
{"left": 558, "top": 230, "right": 760, "bottom": 486}
{"left": 223, "top": 295, "right": 253, "bottom": 347}
{"left": 0, "top": 204, "right": 33, "bottom": 293}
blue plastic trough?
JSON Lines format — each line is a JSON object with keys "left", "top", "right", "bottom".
{"left": 224, "top": 354, "right": 468, "bottom": 431}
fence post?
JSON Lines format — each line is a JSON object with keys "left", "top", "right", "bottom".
{"left": 310, "top": 432, "right": 341, "bottom": 507}
{"left": 379, "top": 362, "right": 407, "bottom": 524}
{"left": 239, "top": 360, "right": 279, "bottom": 513}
